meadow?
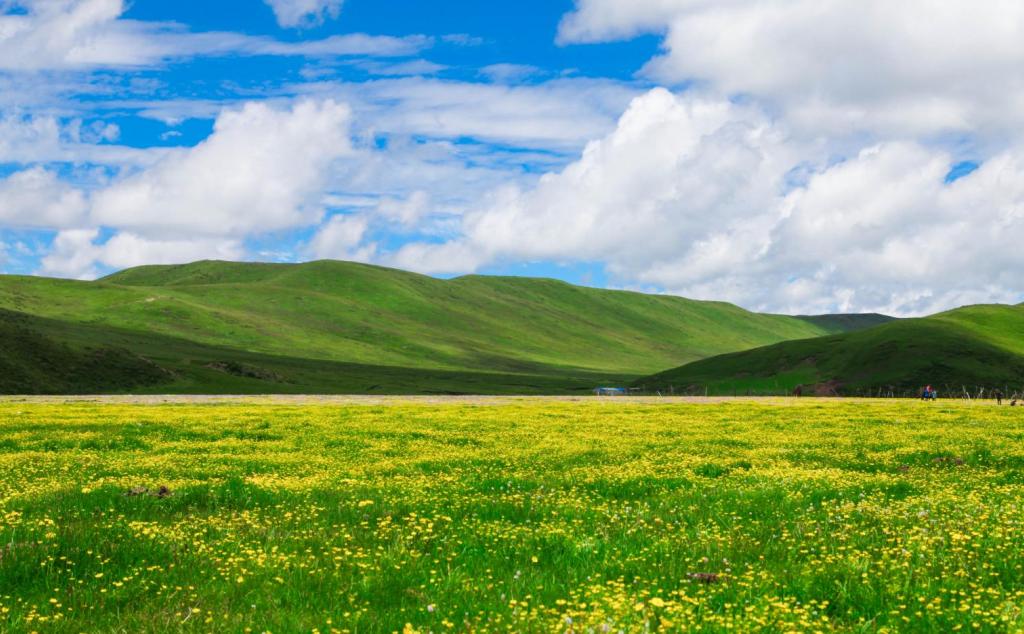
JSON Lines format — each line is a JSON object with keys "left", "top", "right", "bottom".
{"left": 1, "top": 397, "right": 1023, "bottom": 632}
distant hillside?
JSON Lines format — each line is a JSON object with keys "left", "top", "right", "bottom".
{"left": 796, "top": 313, "right": 896, "bottom": 333}
{"left": 0, "top": 260, "right": 835, "bottom": 394}
{"left": 638, "top": 304, "right": 1024, "bottom": 396}
{"left": 0, "top": 309, "right": 168, "bottom": 394}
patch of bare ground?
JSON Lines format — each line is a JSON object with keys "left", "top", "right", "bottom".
{"left": 0, "top": 394, "right": 912, "bottom": 406}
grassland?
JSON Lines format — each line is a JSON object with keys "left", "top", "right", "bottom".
{"left": 2, "top": 398, "right": 1024, "bottom": 632}
{"left": 640, "top": 303, "right": 1024, "bottom": 396}
{"left": 0, "top": 260, "right": 837, "bottom": 394}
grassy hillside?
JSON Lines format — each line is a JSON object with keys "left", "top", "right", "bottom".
{"left": 795, "top": 313, "right": 896, "bottom": 334}
{"left": 0, "top": 260, "right": 834, "bottom": 394}
{"left": 0, "top": 310, "right": 169, "bottom": 394}
{"left": 638, "top": 304, "right": 1024, "bottom": 396}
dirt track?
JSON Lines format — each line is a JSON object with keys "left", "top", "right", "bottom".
{"left": 0, "top": 394, "right": 964, "bottom": 406}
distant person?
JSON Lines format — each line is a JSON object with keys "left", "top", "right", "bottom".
{"left": 995, "top": 389, "right": 1004, "bottom": 405}
{"left": 921, "top": 385, "right": 937, "bottom": 401}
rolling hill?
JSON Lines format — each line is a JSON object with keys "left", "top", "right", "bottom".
{"left": 794, "top": 313, "right": 896, "bottom": 334}
{"left": 0, "top": 259, "right": 843, "bottom": 394}
{"left": 638, "top": 304, "right": 1024, "bottom": 396}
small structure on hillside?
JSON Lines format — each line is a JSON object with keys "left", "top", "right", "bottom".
{"left": 594, "top": 387, "right": 628, "bottom": 396}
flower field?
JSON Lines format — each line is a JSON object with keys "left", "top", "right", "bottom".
{"left": 1, "top": 398, "right": 1023, "bottom": 633}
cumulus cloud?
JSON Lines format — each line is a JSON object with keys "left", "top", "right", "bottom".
{"left": 0, "top": 113, "right": 62, "bottom": 162}
{"left": 394, "top": 89, "right": 1024, "bottom": 315}
{"left": 31, "top": 98, "right": 355, "bottom": 278}
{"left": 92, "top": 99, "right": 354, "bottom": 237}
{"left": 393, "top": 89, "right": 786, "bottom": 271}
{"left": 264, "top": 0, "right": 343, "bottom": 29}
{"left": 39, "top": 229, "right": 243, "bottom": 279}
{"left": 376, "top": 191, "right": 431, "bottom": 228}
{"left": 0, "top": 167, "right": 88, "bottom": 228}
{"left": 306, "top": 213, "right": 375, "bottom": 261}
{"left": 38, "top": 228, "right": 102, "bottom": 279}
{"left": 560, "top": 0, "right": 1024, "bottom": 140}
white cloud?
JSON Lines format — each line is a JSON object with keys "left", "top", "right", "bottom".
{"left": 559, "top": 1, "right": 1024, "bottom": 141}
{"left": 352, "top": 59, "right": 446, "bottom": 77}
{"left": 98, "top": 232, "right": 244, "bottom": 269}
{"left": 0, "top": 167, "right": 88, "bottom": 228}
{"left": 0, "top": 113, "right": 62, "bottom": 161}
{"left": 38, "top": 228, "right": 101, "bottom": 279}
{"left": 306, "top": 213, "right": 375, "bottom": 261}
{"left": 480, "top": 64, "right": 542, "bottom": 84}
{"left": 0, "top": 0, "right": 429, "bottom": 71}
{"left": 39, "top": 229, "right": 243, "bottom": 279}
{"left": 264, "top": 0, "right": 343, "bottom": 29}
{"left": 752, "top": 144, "right": 1024, "bottom": 315}
{"left": 0, "top": 112, "right": 166, "bottom": 168}
{"left": 388, "top": 240, "right": 484, "bottom": 276}
{"left": 0, "top": 0, "right": 133, "bottom": 70}
{"left": 394, "top": 88, "right": 786, "bottom": 271}
{"left": 376, "top": 191, "right": 430, "bottom": 227}
{"left": 298, "top": 77, "right": 640, "bottom": 150}
{"left": 92, "top": 98, "right": 354, "bottom": 237}
{"left": 393, "top": 88, "right": 1024, "bottom": 315}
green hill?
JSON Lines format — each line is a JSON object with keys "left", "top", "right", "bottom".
{"left": 795, "top": 313, "right": 896, "bottom": 334}
{"left": 638, "top": 304, "right": 1024, "bottom": 396}
{"left": 0, "top": 260, "right": 835, "bottom": 394}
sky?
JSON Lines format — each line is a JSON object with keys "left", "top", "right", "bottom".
{"left": 0, "top": 0, "right": 1022, "bottom": 316}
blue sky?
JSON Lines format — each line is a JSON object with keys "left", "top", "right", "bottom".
{"left": 1, "top": 0, "right": 1023, "bottom": 315}
{"left": 0, "top": 0, "right": 656, "bottom": 286}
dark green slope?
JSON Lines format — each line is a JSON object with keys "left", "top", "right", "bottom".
{"left": 796, "top": 313, "right": 896, "bottom": 334}
{"left": 0, "top": 260, "right": 834, "bottom": 394}
{"left": 0, "top": 307, "right": 618, "bottom": 395}
{"left": 638, "top": 304, "right": 1024, "bottom": 396}
{"left": 0, "top": 310, "right": 168, "bottom": 394}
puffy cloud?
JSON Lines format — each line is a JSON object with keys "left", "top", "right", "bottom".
{"left": 376, "top": 191, "right": 430, "bottom": 228}
{"left": 98, "top": 232, "right": 243, "bottom": 269}
{"left": 264, "top": 0, "right": 343, "bottom": 28}
{"left": 559, "top": 0, "right": 1024, "bottom": 140}
{"left": 39, "top": 229, "right": 243, "bottom": 279}
{"left": 388, "top": 240, "right": 484, "bottom": 277}
{"left": 32, "top": 98, "right": 357, "bottom": 278}
{"left": 0, "top": 113, "right": 62, "bottom": 162}
{"left": 0, "top": 113, "right": 152, "bottom": 167}
{"left": 92, "top": 99, "right": 354, "bottom": 237}
{"left": 306, "top": 213, "right": 375, "bottom": 261}
{"left": 558, "top": 0, "right": 687, "bottom": 43}
{"left": 753, "top": 144, "right": 1024, "bottom": 315}
{"left": 0, "top": 0, "right": 428, "bottom": 71}
{"left": 394, "top": 88, "right": 787, "bottom": 271}
{"left": 0, "top": 0, "right": 134, "bottom": 70}
{"left": 0, "top": 167, "right": 88, "bottom": 228}
{"left": 394, "top": 89, "right": 1024, "bottom": 315}
{"left": 39, "top": 228, "right": 102, "bottom": 279}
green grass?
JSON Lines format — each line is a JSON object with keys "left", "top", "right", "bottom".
{"left": 2, "top": 398, "right": 1024, "bottom": 632}
{"left": 0, "top": 260, "right": 833, "bottom": 394}
{"left": 639, "top": 303, "right": 1024, "bottom": 396}
{"left": 794, "top": 312, "right": 896, "bottom": 334}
